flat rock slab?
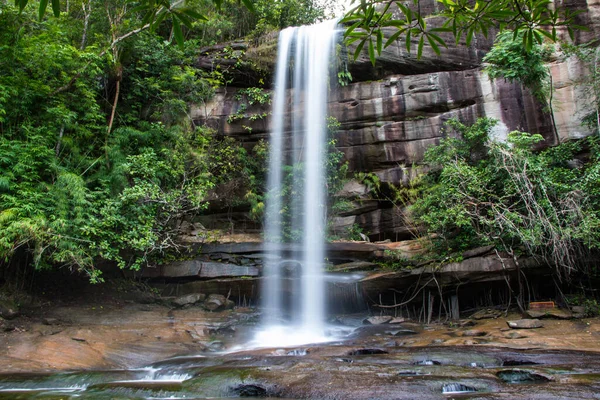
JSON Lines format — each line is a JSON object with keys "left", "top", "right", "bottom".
{"left": 331, "top": 261, "right": 377, "bottom": 272}
{"left": 507, "top": 319, "right": 544, "bottom": 329}
{"left": 142, "top": 261, "right": 259, "bottom": 279}
{"left": 526, "top": 309, "right": 573, "bottom": 319}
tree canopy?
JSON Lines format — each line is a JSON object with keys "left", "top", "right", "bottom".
{"left": 342, "top": 0, "right": 586, "bottom": 63}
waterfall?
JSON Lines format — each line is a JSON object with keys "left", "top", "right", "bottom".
{"left": 256, "top": 19, "right": 339, "bottom": 347}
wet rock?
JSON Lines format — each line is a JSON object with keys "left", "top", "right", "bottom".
{"left": 389, "top": 317, "right": 406, "bottom": 324}
{"left": 497, "top": 369, "right": 552, "bottom": 383}
{"left": 287, "top": 349, "right": 307, "bottom": 356}
{"left": 334, "top": 314, "right": 368, "bottom": 327}
{"left": 388, "top": 329, "right": 418, "bottom": 336}
{"left": 462, "top": 329, "right": 487, "bottom": 337}
{"left": 413, "top": 359, "right": 441, "bottom": 366}
{"left": 204, "top": 294, "right": 234, "bottom": 311}
{"left": 364, "top": 316, "right": 393, "bottom": 325}
{"left": 507, "top": 319, "right": 543, "bottom": 329}
{"left": 0, "top": 299, "right": 20, "bottom": 320}
{"left": 431, "top": 339, "right": 446, "bottom": 344}
{"left": 229, "top": 383, "right": 269, "bottom": 397}
{"left": 205, "top": 321, "right": 237, "bottom": 335}
{"left": 172, "top": 293, "right": 206, "bottom": 307}
{"left": 442, "top": 383, "right": 477, "bottom": 394}
{"left": 504, "top": 331, "right": 528, "bottom": 339}
{"left": 207, "top": 340, "right": 225, "bottom": 351}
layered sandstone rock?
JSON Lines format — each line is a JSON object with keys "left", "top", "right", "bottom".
{"left": 191, "top": 0, "right": 598, "bottom": 240}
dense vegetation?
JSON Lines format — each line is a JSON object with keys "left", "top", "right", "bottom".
{"left": 1, "top": 0, "right": 599, "bottom": 292}
{"left": 0, "top": 0, "right": 329, "bottom": 284}
{"left": 413, "top": 119, "right": 600, "bottom": 281}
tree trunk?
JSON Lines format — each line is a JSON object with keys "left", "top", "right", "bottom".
{"left": 80, "top": 0, "right": 91, "bottom": 50}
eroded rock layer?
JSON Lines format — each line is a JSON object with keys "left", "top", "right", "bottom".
{"left": 191, "top": 0, "right": 598, "bottom": 240}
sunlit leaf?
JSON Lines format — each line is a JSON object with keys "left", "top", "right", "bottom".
{"left": 368, "top": 38, "right": 375, "bottom": 65}
{"left": 384, "top": 28, "right": 405, "bottom": 48}
{"left": 427, "top": 34, "right": 441, "bottom": 55}
{"left": 172, "top": 16, "right": 184, "bottom": 49}
{"left": 353, "top": 39, "right": 365, "bottom": 60}
{"left": 417, "top": 35, "right": 424, "bottom": 58}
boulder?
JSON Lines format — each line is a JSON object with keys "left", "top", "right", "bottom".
{"left": 507, "top": 319, "right": 544, "bottom": 329}
{"left": 172, "top": 293, "right": 206, "bottom": 307}
{"left": 204, "top": 294, "right": 235, "bottom": 311}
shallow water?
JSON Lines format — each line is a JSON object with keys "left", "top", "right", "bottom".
{"left": 2, "top": 323, "right": 600, "bottom": 399}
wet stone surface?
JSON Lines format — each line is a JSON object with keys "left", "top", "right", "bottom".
{"left": 1, "top": 307, "right": 600, "bottom": 399}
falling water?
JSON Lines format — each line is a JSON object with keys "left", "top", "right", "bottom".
{"left": 256, "top": 19, "right": 339, "bottom": 347}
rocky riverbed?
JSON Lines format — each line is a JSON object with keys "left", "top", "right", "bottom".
{"left": 1, "top": 286, "right": 600, "bottom": 399}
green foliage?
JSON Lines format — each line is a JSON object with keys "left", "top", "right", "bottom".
{"left": 566, "top": 294, "right": 600, "bottom": 317}
{"left": 0, "top": 0, "right": 325, "bottom": 283}
{"left": 120, "top": 33, "right": 215, "bottom": 126}
{"left": 484, "top": 31, "right": 552, "bottom": 104}
{"left": 342, "top": 0, "right": 584, "bottom": 64}
{"left": 227, "top": 87, "right": 271, "bottom": 126}
{"left": 414, "top": 118, "right": 600, "bottom": 280}
{"left": 249, "top": 0, "right": 326, "bottom": 37}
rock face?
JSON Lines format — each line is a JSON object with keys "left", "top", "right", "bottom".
{"left": 191, "top": 0, "right": 598, "bottom": 240}
{"left": 141, "top": 261, "right": 259, "bottom": 279}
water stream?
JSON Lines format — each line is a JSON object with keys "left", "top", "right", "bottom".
{"left": 257, "top": 19, "right": 340, "bottom": 347}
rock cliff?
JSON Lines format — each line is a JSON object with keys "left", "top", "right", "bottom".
{"left": 191, "top": 0, "right": 598, "bottom": 241}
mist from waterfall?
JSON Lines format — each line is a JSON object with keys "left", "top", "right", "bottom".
{"left": 255, "top": 19, "right": 339, "bottom": 347}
